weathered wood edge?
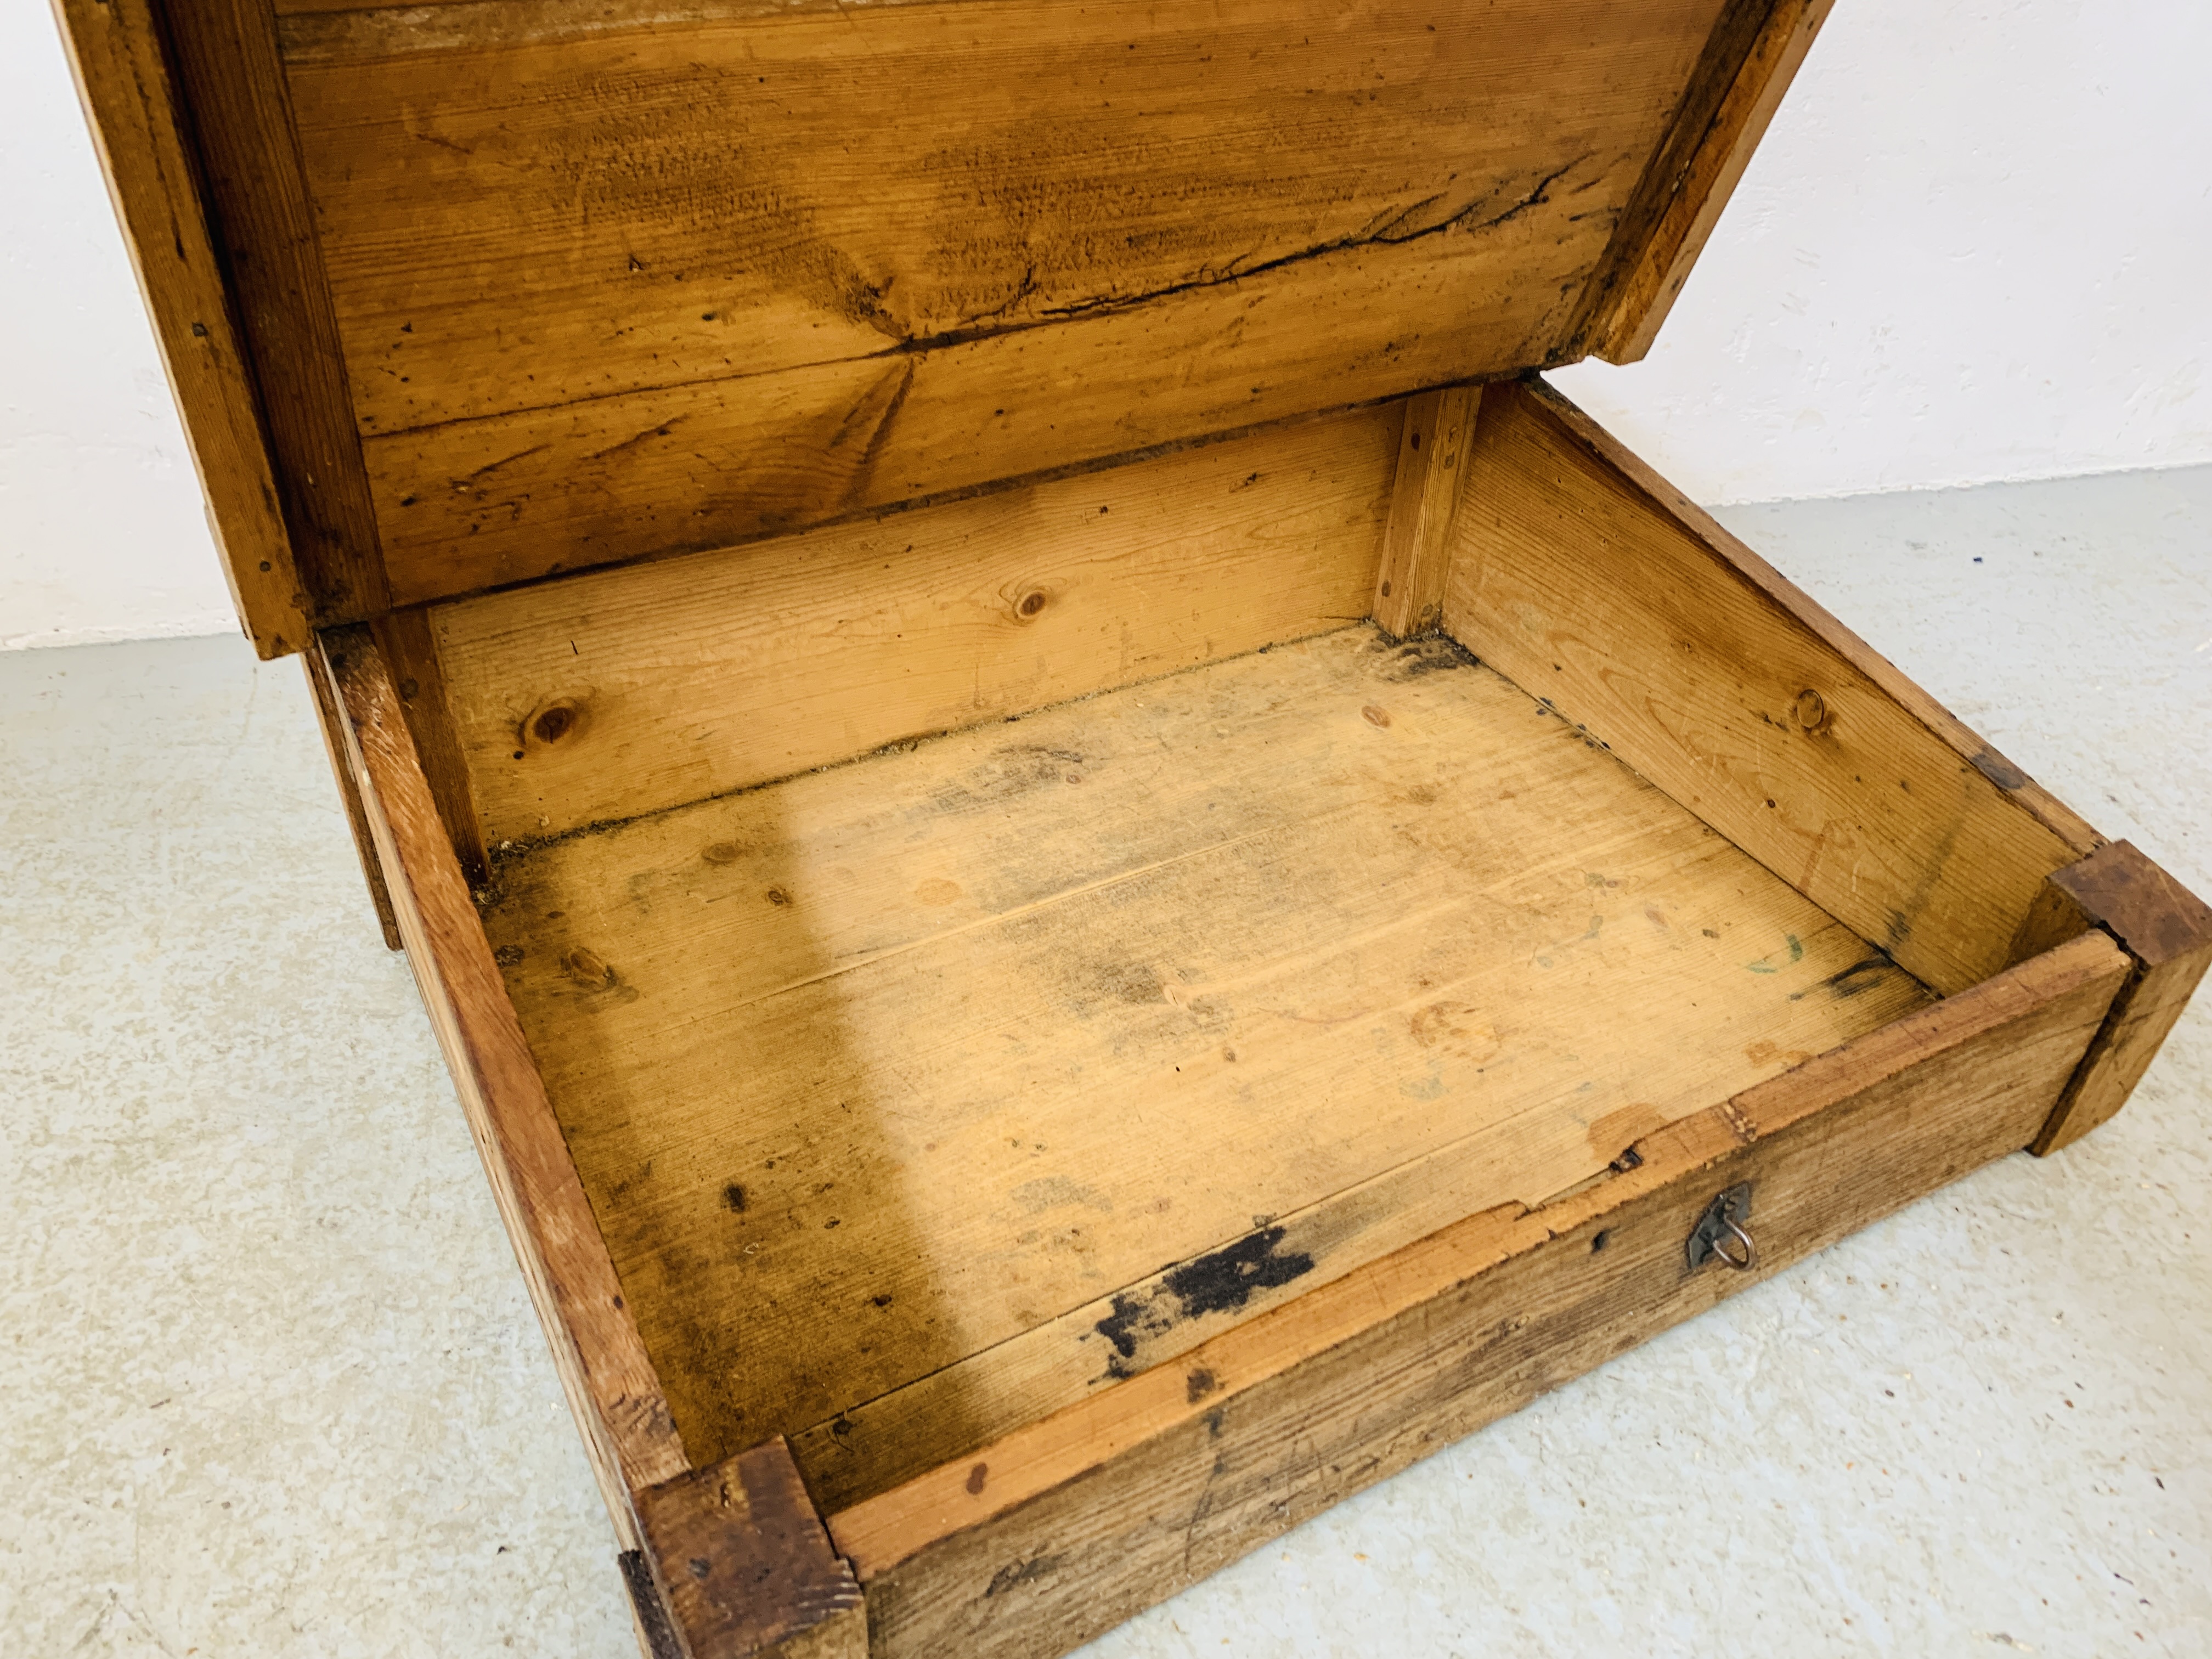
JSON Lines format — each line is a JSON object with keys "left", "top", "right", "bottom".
{"left": 1372, "top": 386, "right": 1478, "bottom": 639}
{"left": 154, "top": 0, "right": 390, "bottom": 625}
{"left": 830, "top": 931, "right": 2126, "bottom": 1656}
{"left": 322, "top": 624, "right": 870, "bottom": 1656}
{"left": 301, "top": 652, "right": 401, "bottom": 949}
{"left": 49, "top": 0, "right": 308, "bottom": 658}
{"left": 1559, "top": 0, "right": 1772, "bottom": 360}
{"left": 1585, "top": 0, "right": 1837, "bottom": 364}
{"left": 2025, "top": 840, "right": 2212, "bottom": 1155}
{"left": 635, "top": 1440, "right": 868, "bottom": 1659}
{"left": 1516, "top": 376, "right": 2105, "bottom": 859}
{"left": 403, "top": 379, "right": 1442, "bottom": 619}
{"left": 369, "top": 608, "right": 491, "bottom": 885}
{"left": 316, "top": 625, "right": 688, "bottom": 1515}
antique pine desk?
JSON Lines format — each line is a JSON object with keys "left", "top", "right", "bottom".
{"left": 59, "top": 0, "right": 2212, "bottom": 1652}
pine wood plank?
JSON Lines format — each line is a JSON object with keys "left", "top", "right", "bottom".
{"left": 153, "top": 0, "right": 389, "bottom": 623}
{"left": 1590, "top": 0, "right": 1837, "bottom": 364}
{"left": 317, "top": 626, "right": 691, "bottom": 1538}
{"left": 478, "top": 626, "right": 1929, "bottom": 1494}
{"left": 432, "top": 404, "right": 1400, "bottom": 847}
{"left": 832, "top": 932, "right": 2129, "bottom": 1659}
{"left": 1372, "top": 386, "right": 1479, "bottom": 640}
{"left": 2026, "top": 841, "right": 2212, "bottom": 1155}
{"left": 49, "top": 0, "right": 307, "bottom": 658}
{"left": 302, "top": 652, "right": 402, "bottom": 949}
{"left": 634, "top": 1438, "right": 866, "bottom": 1659}
{"left": 1443, "top": 379, "right": 2100, "bottom": 997}
{"left": 275, "top": 0, "right": 1733, "bottom": 606}
{"left": 368, "top": 608, "right": 490, "bottom": 884}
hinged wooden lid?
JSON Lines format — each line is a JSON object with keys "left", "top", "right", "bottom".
{"left": 60, "top": 0, "right": 1831, "bottom": 655}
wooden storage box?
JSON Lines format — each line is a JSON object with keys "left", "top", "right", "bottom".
{"left": 61, "top": 0, "right": 2211, "bottom": 1652}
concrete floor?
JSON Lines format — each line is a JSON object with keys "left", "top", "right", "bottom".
{"left": 3, "top": 465, "right": 2208, "bottom": 1658}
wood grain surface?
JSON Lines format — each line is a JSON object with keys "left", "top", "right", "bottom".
{"left": 1589, "top": 0, "right": 1837, "bottom": 363}
{"left": 1372, "top": 386, "right": 1480, "bottom": 640}
{"left": 302, "top": 651, "right": 401, "bottom": 948}
{"left": 49, "top": 0, "right": 307, "bottom": 656}
{"left": 477, "top": 626, "right": 1928, "bottom": 1494}
{"left": 156, "top": 0, "right": 388, "bottom": 620}
{"left": 834, "top": 932, "right": 2128, "bottom": 1659}
{"left": 276, "top": 0, "right": 1734, "bottom": 605}
{"left": 2027, "top": 840, "right": 2212, "bottom": 1154}
{"left": 634, "top": 1438, "right": 866, "bottom": 1659}
{"left": 1444, "top": 379, "right": 2099, "bottom": 997}
{"left": 319, "top": 627, "right": 691, "bottom": 1536}
{"left": 433, "top": 404, "right": 1400, "bottom": 847}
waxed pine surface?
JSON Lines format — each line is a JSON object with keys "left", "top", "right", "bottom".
{"left": 478, "top": 625, "right": 1922, "bottom": 1498}
{"left": 2, "top": 465, "right": 2208, "bottom": 1656}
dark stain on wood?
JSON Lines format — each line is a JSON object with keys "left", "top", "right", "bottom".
{"left": 615, "top": 1548, "right": 686, "bottom": 1659}
{"left": 1093, "top": 1225, "right": 1316, "bottom": 1378}
{"left": 1969, "top": 746, "right": 2030, "bottom": 792}
{"left": 1792, "top": 955, "right": 1897, "bottom": 1002}
{"left": 2050, "top": 839, "right": 2212, "bottom": 967}
{"left": 984, "top": 1554, "right": 1062, "bottom": 1599}
{"left": 1369, "top": 631, "right": 1479, "bottom": 680}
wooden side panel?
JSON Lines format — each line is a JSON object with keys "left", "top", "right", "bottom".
{"left": 1372, "top": 387, "right": 1479, "bottom": 639}
{"left": 367, "top": 609, "right": 489, "bottom": 884}
{"left": 2029, "top": 841, "right": 2212, "bottom": 1155}
{"left": 155, "top": 0, "right": 388, "bottom": 622}
{"left": 1443, "top": 379, "right": 2101, "bottom": 997}
{"left": 635, "top": 1439, "right": 866, "bottom": 1659}
{"left": 433, "top": 405, "right": 1402, "bottom": 845}
{"left": 833, "top": 933, "right": 2129, "bottom": 1659}
{"left": 316, "top": 627, "right": 690, "bottom": 1533}
{"left": 49, "top": 0, "right": 306, "bottom": 658}
{"left": 301, "top": 653, "right": 401, "bottom": 949}
{"left": 275, "top": 0, "right": 1737, "bottom": 606}
{"left": 1590, "top": 0, "right": 1837, "bottom": 363}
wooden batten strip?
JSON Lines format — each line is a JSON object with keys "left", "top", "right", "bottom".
{"left": 1588, "top": 0, "right": 1838, "bottom": 364}
{"left": 368, "top": 609, "right": 490, "bottom": 885}
{"left": 2024, "top": 840, "right": 2212, "bottom": 1155}
{"left": 1372, "top": 386, "right": 1480, "bottom": 639}
{"left": 317, "top": 626, "right": 691, "bottom": 1525}
{"left": 153, "top": 0, "right": 388, "bottom": 623}
{"left": 1442, "top": 378, "right": 2100, "bottom": 997}
{"left": 50, "top": 0, "right": 307, "bottom": 658}
{"left": 301, "top": 654, "right": 401, "bottom": 949}
{"left": 831, "top": 933, "right": 2127, "bottom": 1658}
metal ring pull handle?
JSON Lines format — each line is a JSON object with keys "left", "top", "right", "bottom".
{"left": 1709, "top": 1215, "right": 1758, "bottom": 1272}
{"left": 1685, "top": 1183, "right": 1759, "bottom": 1273}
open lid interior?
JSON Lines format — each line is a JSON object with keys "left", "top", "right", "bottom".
{"left": 70, "top": 0, "right": 1831, "bottom": 651}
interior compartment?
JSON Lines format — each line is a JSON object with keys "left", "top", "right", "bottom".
{"left": 435, "top": 377, "right": 2084, "bottom": 1513}
{"left": 476, "top": 622, "right": 1926, "bottom": 1508}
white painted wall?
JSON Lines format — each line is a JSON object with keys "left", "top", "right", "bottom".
{"left": 1551, "top": 0, "right": 2212, "bottom": 504}
{"left": 3, "top": 0, "right": 238, "bottom": 650}
{"left": 4, "top": 0, "right": 2209, "bottom": 649}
